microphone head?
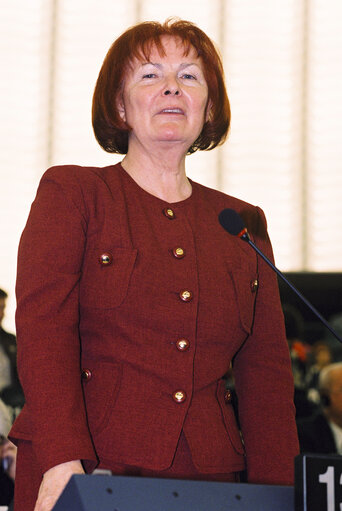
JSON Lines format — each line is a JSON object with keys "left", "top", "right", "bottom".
{"left": 218, "top": 208, "right": 247, "bottom": 237}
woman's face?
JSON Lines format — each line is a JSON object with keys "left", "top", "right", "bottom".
{"left": 118, "top": 36, "right": 210, "bottom": 152}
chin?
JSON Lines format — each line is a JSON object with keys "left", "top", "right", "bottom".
{"left": 155, "top": 127, "right": 192, "bottom": 143}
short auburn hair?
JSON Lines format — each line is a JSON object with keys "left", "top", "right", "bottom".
{"left": 92, "top": 18, "right": 230, "bottom": 154}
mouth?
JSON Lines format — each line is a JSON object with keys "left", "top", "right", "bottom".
{"left": 158, "top": 108, "right": 185, "bottom": 115}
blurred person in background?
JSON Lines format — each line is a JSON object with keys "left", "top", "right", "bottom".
{"left": 306, "top": 340, "right": 332, "bottom": 404}
{"left": 0, "top": 398, "right": 16, "bottom": 509}
{"left": 323, "top": 312, "right": 342, "bottom": 363}
{"left": 9, "top": 19, "right": 298, "bottom": 511}
{"left": 0, "top": 289, "right": 24, "bottom": 410}
{"left": 282, "top": 303, "right": 308, "bottom": 389}
{"left": 297, "top": 362, "right": 342, "bottom": 454}
{"left": 282, "top": 303, "right": 316, "bottom": 419}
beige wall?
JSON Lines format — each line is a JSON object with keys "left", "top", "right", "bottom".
{"left": 1, "top": 0, "right": 342, "bottom": 330}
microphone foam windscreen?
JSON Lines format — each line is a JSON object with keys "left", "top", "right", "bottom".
{"left": 218, "top": 208, "right": 245, "bottom": 236}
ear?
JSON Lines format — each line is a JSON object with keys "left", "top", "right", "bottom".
{"left": 205, "top": 99, "right": 213, "bottom": 123}
{"left": 117, "top": 94, "right": 126, "bottom": 123}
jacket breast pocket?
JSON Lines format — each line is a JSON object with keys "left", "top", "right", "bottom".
{"left": 80, "top": 247, "right": 137, "bottom": 309}
{"left": 230, "top": 267, "right": 258, "bottom": 334}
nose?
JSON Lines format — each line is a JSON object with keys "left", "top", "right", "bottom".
{"left": 163, "top": 74, "right": 180, "bottom": 96}
{"left": 164, "top": 89, "right": 179, "bottom": 96}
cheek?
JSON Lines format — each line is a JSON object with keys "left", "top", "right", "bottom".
{"left": 124, "top": 91, "right": 152, "bottom": 124}
{"left": 191, "top": 91, "right": 209, "bottom": 117}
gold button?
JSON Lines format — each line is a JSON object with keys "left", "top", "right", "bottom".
{"left": 251, "top": 279, "right": 259, "bottom": 292}
{"left": 176, "top": 339, "right": 190, "bottom": 351}
{"left": 179, "top": 290, "right": 193, "bottom": 302}
{"left": 99, "top": 253, "right": 113, "bottom": 265}
{"left": 173, "top": 247, "right": 185, "bottom": 259}
{"left": 224, "top": 389, "right": 233, "bottom": 404}
{"left": 81, "top": 369, "right": 92, "bottom": 381}
{"left": 172, "top": 390, "right": 187, "bottom": 403}
{"left": 163, "top": 208, "right": 175, "bottom": 219}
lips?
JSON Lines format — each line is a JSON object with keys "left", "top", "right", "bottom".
{"left": 158, "top": 108, "right": 184, "bottom": 115}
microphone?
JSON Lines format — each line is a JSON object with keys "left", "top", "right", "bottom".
{"left": 218, "top": 208, "right": 342, "bottom": 344}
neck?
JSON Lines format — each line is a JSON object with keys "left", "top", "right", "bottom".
{"left": 121, "top": 141, "right": 192, "bottom": 203}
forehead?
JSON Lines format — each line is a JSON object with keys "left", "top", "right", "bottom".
{"left": 129, "top": 35, "right": 201, "bottom": 68}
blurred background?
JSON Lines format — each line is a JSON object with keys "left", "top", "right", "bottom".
{"left": 1, "top": 0, "right": 342, "bottom": 331}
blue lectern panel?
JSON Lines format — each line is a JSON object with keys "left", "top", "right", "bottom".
{"left": 53, "top": 474, "right": 294, "bottom": 511}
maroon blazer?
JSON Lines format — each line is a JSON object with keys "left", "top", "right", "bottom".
{"left": 10, "top": 163, "right": 298, "bottom": 485}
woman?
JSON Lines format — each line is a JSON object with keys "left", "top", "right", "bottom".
{"left": 10, "top": 19, "right": 298, "bottom": 511}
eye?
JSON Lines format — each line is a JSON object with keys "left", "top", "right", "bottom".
{"left": 181, "top": 73, "right": 197, "bottom": 80}
{"left": 142, "top": 73, "right": 157, "bottom": 79}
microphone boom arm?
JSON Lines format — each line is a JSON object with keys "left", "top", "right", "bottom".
{"left": 241, "top": 233, "right": 342, "bottom": 345}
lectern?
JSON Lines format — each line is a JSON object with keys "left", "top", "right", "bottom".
{"left": 52, "top": 474, "right": 294, "bottom": 511}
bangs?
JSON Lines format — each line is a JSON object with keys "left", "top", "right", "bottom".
{"left": 128, "top": 35, "right": 198, "bottom": 66}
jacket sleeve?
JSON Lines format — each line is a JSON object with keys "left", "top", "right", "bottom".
{"left": 233, "top": 206, "right": 299, "bottom": 485}
{"left": 12, "top": 166, "right": 98, "bottom": 474}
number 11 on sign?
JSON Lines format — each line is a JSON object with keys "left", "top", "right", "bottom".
{"left": 319, "top": 465, "right": 342, "bottom": 511}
